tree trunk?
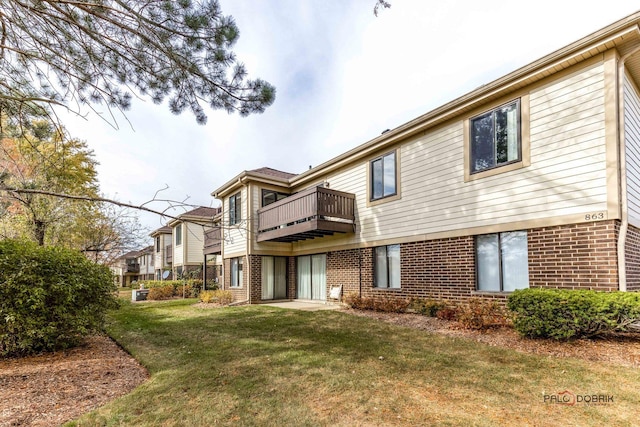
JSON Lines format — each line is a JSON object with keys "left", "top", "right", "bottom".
{"left": 34, "top": 219, "right": 46, "bottom": 246}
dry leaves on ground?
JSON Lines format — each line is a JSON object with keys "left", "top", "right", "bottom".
{"left": 345, "top": 308, "right": 640, "bottom": 368}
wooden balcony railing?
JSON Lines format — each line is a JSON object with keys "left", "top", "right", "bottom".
{"left": 126, "top": 263, "right": 140, "bottom": 273}
{"left": 257, "top": 186, "right": 355, "bottom": 242}
{"left": 165, "top": 245, "right": 173, "bottom": 263}
{"left": 203, "top": 226, "right": 222, "bottom": 254}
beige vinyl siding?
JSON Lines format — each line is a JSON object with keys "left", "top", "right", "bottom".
{"left": 292, "top": 61, "right": 608, "bottom": 252}
{"left": 154, "top": 239, "right": 163, "bottom": 269}
{"left": 624, "top": 72, "right": 640, "bottom": 227}
{"left": 224, "top": 186, "right": 248, "bottom": 256}
{"left": 185, "top": 222, "right": 206, "bottom": 263}
{"left": 173, "top": 226, "right": 184, "bottom": 266}
{"left": 252, "top": 185, "right": 293, "bottom": 254}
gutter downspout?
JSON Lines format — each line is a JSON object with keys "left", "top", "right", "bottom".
{"left": 616, "top": 44, "right": 640, "bottom": 291}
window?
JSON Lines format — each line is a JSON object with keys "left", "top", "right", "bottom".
{"left": 370, "top": 151, "right": 397, "bottom": 201}
{"left": 156, "top": 236, "right": 160, "bottom": 252}
{"left": 230, "top": 257, "right": 243, "bottom": 288}
{"left": 229, "top": 193, "right": 242, "bottom": 225}
{"left": 175, "top": 224, "right": 182, "bottom": 246}
{"left": 374, "top": 244, "right": 400, "bottom": 288}
{"left": 470, "top": 99, "right": 520, "bottom": 173}
{"left": 476, "top": 231, "right": 529, "bottom": 292}
{"left": 261, "top": 189, "right": 289, "bottom": 207}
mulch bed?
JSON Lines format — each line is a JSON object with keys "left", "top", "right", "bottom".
{"left": 2, "top": 308, "right": 639, "bottom": 426}
{"left": 0, "top": 335, "right": 148, "bottom": 427}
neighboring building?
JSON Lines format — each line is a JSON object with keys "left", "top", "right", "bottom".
{"left": 211, "top": 13, "right": 640, "bottom": 304}
{"left": 203, "top": 208, "right": 224, "bottom": 287}
{"left": 136, "top": 245, "right": 155, "bottom": 281}
{"left": 111, "top": 250, "right": 140, "bottom": 287}
{"left": 168, "top": 206, "right": 220, "bottom": 279}
{"left": 150, "top": 226, "right": 173, "bottom": 280}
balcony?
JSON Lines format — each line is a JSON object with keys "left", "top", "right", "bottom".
{"left": 165, "top": 245, "right": 173, "bottom": 263}
{"left": 203, "top": 226, "right": 222, "bottom": 254}
{"left": 126, "top": 263, "right": 140, "bottom": 273}
{"left": 257, "top": 186, "right": 356, "bottom": 243}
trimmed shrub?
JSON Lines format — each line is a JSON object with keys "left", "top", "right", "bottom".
{"left": 435, "top": 306, "right": 459, "bottom": 321}
{"left": 507, "top": 288, "right": 640, "bottom": 340}
{"left": 456, "top": 298, "right": 510, "bottom": 330}
{"left": 147, "top": 285, "right": 174, "bottom": 300}
{"left": 343, "top": 293, "right": 410, "bottom": 313}
{"left": 408, "top": 298, "right": 447, "bottom": 317}
{"left": 139, "top": 279, "right": 203, "bottom": 299}
{"left": 0, "top": 239, "right": 117, "bottom": 357}
{"left": 200, "top": 290, "right": 233, "bottom": 305}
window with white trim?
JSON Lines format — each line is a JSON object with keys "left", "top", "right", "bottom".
{"left": 229, "top": 193, "right": 242, "bottom": 225}
{"left": 230, "top": 257, "right": 243, "bottom": 288}
{"left": 175, "top": 224, "right": 182, "bottom": 246}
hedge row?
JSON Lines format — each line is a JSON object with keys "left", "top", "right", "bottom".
{"left": 0, "top": 239, "right": 117, "bottom": 357}
{"left": 139, "top": 280, "right": 203, "bottom": 299}
{"left": 344, "top": 289, "right": 640, "bottom": 339}
{"left": 507, "top": 288, "right": 640, "bottom": 340}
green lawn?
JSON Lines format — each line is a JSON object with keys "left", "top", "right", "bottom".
{"left": 70, "top": 299, "right": 640, "bottom": 426}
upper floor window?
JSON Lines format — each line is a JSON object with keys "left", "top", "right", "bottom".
{"left": 262, "top": 189, "right": 288, "bottom": 207}
{"left": 370, "top": 151, "right": 397, "bottom": 201}
{"left": 156, "top": 236, "right": 160, "bottom": 252}
{"left": 229, "top": 192, "right": 242, "bottom": 225}
{"left": 175, "top": 224, "right": 182, "bottom": 246}
{"left": 470, "top": 99, "right": 521, "bottom": 174}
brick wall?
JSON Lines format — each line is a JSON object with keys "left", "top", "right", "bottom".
{"left": 326, "top": 238, "right": 476, "bottom": 303}
{"left": 327, "top": 249, "right": 361, "bottom": 299}
{"left": 228, "top": 220, "right": 626, "bottom": 305}
{"left": 528, "top": 220, "right": 619, "bottom": 291}
{"left": 288, "top": 257, "right": 296, "bottom": 299}
{"left": 248, "top": 255, "right": 261, "bottom": 303}
{"left": 625, "top": 224, "right": 640, "bottom": 291}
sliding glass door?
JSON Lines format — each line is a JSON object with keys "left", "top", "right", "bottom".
{"left": 297, "top": 254, "right": 326, "bottom": 301}
{"left": 262, "top": 256, "right": 287, "bottom": 300}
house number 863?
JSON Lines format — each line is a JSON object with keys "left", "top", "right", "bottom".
{"left": 585, "top": 212, "right": 605, "bottom": 220}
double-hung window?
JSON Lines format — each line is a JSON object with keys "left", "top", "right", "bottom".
{"left": 476, "top": 231, "right": 529, "bottom": 292}
{"left": 175, "top": 224, "right": 182, "bottom": 246}
{"left": 230, "top": 257, "right": 243, "bottom": 288}
{"left": 229, "top": 193, "right": 242, "bottom": 225}
{"left": 156, "top": 236, "right": 160, "bottom": 252}
{"left": 374, "top": 244, "right": 401, "bottom": 288}
{"left": 470, "top": 99, "right": 521, "bottom": 173}
{"left": 370, "top": 151, "right": 397, "bottom": 201}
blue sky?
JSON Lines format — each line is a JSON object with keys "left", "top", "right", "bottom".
{"left": 59, "top": 1, "right": 639, "bottom": 233}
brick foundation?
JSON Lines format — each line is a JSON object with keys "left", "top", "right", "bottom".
{"left": 528, "top": 221, "right": 619, "bottom": 291}
{"left": 239, "top": 220, "right": 633, "bottom": 304}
